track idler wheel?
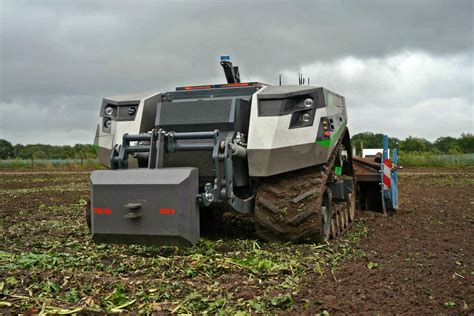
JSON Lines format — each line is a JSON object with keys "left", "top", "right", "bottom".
{"left": 343, "top": 205, "right": 349, "bottom": 228}
{"left": 348, "top": 192, "right": 357, "bottom": 221}
{"left": 321, "top": 187, "right": 334, "bottom": 242}
{"left": 330, "top": 216, "right": 337, "bottom": 239}
{"left": 337, "top": 205, "right": 345, "bottom": 233}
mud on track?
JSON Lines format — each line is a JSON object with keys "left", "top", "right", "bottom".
{"left": 0, "top": 169, "right": 473, "bottom": 313}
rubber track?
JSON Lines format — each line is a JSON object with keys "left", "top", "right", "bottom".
{"left": 254, "top": 131, "right": 354, "bottom": 242}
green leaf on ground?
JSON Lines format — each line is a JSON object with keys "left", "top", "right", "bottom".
{"left": 367, "top": 262, "right": 379, "bottom": 269}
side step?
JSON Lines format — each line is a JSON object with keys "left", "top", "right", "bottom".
{"left": 90, "top": 168, "right": 199, "bottom": 247}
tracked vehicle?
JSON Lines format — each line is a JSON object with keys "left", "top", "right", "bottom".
{"left": 89, "top": 56, "right": 398, "bottom": 246}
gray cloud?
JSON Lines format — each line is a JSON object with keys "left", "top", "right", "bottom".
{"left": 1, "top": 0, "right": 473, "bottom": 144}
{"left": 289, "top": 51, "right": 472, "bottom": 139}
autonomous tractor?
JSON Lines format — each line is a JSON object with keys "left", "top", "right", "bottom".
{"left": 88, "top": 56, "right": 398, "bottom": 246}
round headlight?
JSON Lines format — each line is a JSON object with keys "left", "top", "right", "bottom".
{"left": 104, "top": 119, "right": 112, "bottom": 128}
{"left": 304, "top": 98, "right": 313, "bottom": 108}
{"left": 302, "top": 113, "right": 311, "bottom": 122}
{"left": 105, "top": 106, "right": 114, "bottom": 115}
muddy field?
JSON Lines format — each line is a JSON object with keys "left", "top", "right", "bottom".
{"left": 0, "top": 169, "right": 473, "bottom": 314}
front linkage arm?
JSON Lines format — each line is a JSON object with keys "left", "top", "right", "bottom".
{"left": 110, "top": 129, "right": 255, "bottom": 214}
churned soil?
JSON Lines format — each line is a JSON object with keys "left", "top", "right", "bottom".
{"left": 0, "top": 168, "right": 472, "bottom": 314}
{"left": 294, "top": 169, "right": 474, "bottom": 314}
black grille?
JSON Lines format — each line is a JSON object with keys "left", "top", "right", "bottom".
{"left": 157, "top": 99, "right": 234, "bottom": 132}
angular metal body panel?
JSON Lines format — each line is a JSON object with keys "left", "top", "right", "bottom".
{"left": 247, "top": 86, "right": 348, "bottom": 176}
{"left": 247, "top": 143, "right": 330, "bottom": 177}
{"left": 94, "top": 92, "right": 161, "bottom": 168}
{"left": 91, "top": 168, "right": 199, "bottom": 246}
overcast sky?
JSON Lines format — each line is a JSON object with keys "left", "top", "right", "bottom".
{"left": 1, "top": 0, "right": 473, "bottom": 145}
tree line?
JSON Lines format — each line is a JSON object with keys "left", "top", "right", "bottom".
{"left": 351, "top": 133, "right": 473, "bottom": 155}
{"left": 0, "top": 140, "right": 97, "bottom": 160}
{"left": 0, "top": 133, "right": 473, "bottom": 160}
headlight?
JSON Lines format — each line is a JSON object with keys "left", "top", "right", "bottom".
{"left": 301, "top": 113, "right": 311, "bottom": 122}
{"left": 104, "top": 118, "right": 112, "bottom": 128}
{"left": 303, "top": 98, "right": 313, "bottom": 108}
{"left": 105, "top": 106, "right": 114, "bottom": 116}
